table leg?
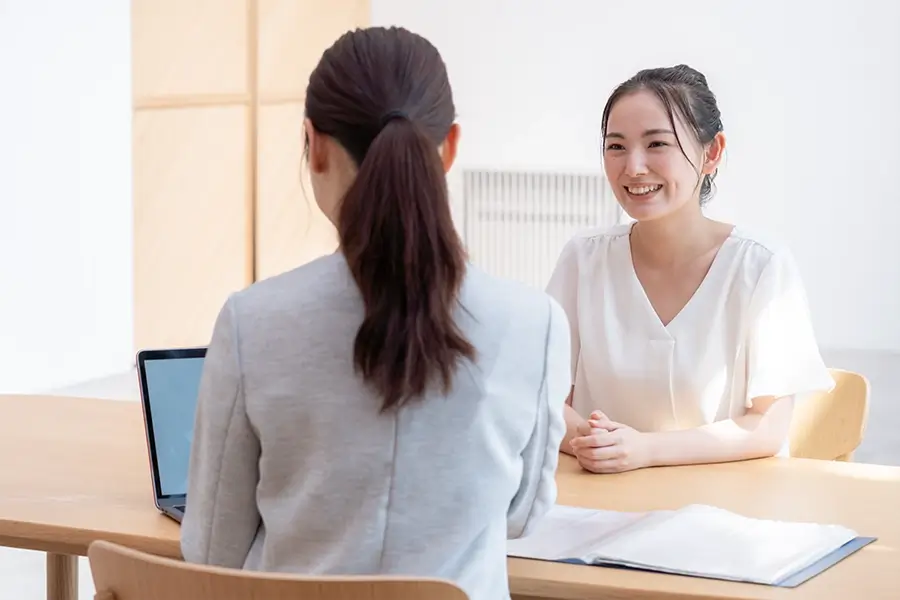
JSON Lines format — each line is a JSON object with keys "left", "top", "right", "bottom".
{"left": 46, "top": 553, "right": 78, "bottom": 600}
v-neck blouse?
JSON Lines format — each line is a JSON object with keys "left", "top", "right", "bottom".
{"left": 546, "top": 223, "right": 834, "bottom": 432}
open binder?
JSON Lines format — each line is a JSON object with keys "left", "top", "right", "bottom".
{"left": 507, "top": 504, "right": 875, "bottom": 587}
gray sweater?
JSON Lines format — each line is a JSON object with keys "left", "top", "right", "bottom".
{"left": 181, "top": 252, "right": 570, "bottom": 600}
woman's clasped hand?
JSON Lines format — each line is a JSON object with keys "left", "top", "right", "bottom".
{"left": 569, "top": 411, "right": 655, "bottom": 474}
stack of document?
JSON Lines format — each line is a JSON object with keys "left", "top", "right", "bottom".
{"left": 507, "top": 504, "right": 875, "bottom": 587}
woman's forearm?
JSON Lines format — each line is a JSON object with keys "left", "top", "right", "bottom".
{"left": 644, "top": 396, "right": 794, "bottom": 467}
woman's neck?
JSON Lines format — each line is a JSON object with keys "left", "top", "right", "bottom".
{"left": 630, "top": 205, "right": 719, "bottom": 269}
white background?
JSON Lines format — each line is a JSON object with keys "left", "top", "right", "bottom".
{"left": 1, "top": 0, "right": 898, "bottom": 393}
{"left": 0, "top": 0, "right": 132, "bottom": 392}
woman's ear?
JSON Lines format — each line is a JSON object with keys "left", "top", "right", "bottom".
{"left": 304, "top": 118, "right": 327, "bottom": 174}
{"left": 703, "top": 131, "right": 726, "bottom": 174}
{"left": 439, "top": 123, "right": 460, "bottom": 173}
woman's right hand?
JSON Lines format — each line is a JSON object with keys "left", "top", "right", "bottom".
{"left": 562, "top": 404, "right": 614, "bottom": 456}
{"left": 569, "top": 410, "right": 615, "bottom": 464}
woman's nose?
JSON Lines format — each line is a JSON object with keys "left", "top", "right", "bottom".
{"left": 625, "top": 151, "right": 649, "bottom": 177}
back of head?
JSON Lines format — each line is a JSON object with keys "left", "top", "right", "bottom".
{"left": 304, "top": 26, "right": 474, "bottom": 411}
{"left": 601, "top": 64, "right": 724, "bottom": 205}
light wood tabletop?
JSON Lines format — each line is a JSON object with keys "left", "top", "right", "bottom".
{"left": 0, "top": 395, "right": 180, "bottom": 559}
{"left": 1, "top": 394, "right": 898, "bottom": 600}
{"left": 511, "top": 454, "right": 900, "bottom": 599}
{"left": 0, "top": 394, "right": 179, "bottom": 600}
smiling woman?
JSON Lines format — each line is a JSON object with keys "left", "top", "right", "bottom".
{"left": 547, "top": 65, "right": 835, "bottom": 474}
{"left": 602, "top": 65, "right": 725, "bottom": 212}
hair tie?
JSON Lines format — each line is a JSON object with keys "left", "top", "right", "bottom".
{"left": 380, "top": 109, "right": 408, "bottom": 128}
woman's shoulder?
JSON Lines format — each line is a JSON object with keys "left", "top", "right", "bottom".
{"left": 721, "top": 226, "right": 810, "bottom": 300}
{"left": 231, "top": 252, "right": 355, "bottom": 316}
{"left": 546, "top": 223, "right": 632, "bottom": 293}
{"left": 462, "top": 264, "right": 556, "bottom": 312}
{"left": 564, "top": 222, "right": 632, "bottom": 247}
{"left": 555, "top": 223, "right": 632, "bottom": 262}
{"left": 726, "top": 226, "right": 798, "bottom": 271}
{"left": 461, "top": 265, "right": 571, "bottom": 334}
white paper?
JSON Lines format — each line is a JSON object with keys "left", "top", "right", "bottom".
{"left": 507, "top": 505, "right": 650, "bottom": 561}
{"left": 586, "top": 504, "right": 859, "bottom": 585}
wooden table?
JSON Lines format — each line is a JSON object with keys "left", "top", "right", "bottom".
{"left": 0, "top": 395, "right": 180, "bottom": 600}
{"left": 1, "top": 395, "right": 898, "bottom": 600}
{"left": 513, "top": 455, "right": 900, "bottom": 599}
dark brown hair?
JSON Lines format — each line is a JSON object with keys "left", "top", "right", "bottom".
{"left": 304, "top": 26, "right": 474, "bottom": 411}
{"left": 601, "top": 64, "right": 724, "bottom": 205}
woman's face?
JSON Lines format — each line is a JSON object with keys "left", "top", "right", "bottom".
{"left": 602, "top": 90, "right": 721, "bottom": 222}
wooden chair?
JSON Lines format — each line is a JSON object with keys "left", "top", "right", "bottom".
{"left": 88, "top": 541, "right": 470, "bottom": 600}
{"left": 789, "top": 368, "right": 870, "bottom": 461}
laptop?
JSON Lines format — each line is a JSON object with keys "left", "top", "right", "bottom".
{"left": 136, "top": 346, "right": 207, "bottom": 523}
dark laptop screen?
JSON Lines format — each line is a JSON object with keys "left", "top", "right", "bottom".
{"left": 142, "top": 354, "right": 205, "bottom": 497}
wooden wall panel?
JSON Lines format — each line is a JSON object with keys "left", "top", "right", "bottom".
{"left": 132, "top": 0, "right": 249, "bottom": 103}
{"left": 132, "top": 0, "right": 370, "bottom": 349}
{"left": 255, "top": 103, "right": 337, "bottom": 280}
{"left": 257, "top": 0, "right": 369, "bottom": 101}
{"left": 254, "top": 0, "right": 369, "bottom": 279}
{"left": 133, "top": 106, "right": 251, "bottom": 349}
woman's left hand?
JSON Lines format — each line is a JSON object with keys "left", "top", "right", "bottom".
{"left": 569, "top": 411, "right": 655, "bottom": 474}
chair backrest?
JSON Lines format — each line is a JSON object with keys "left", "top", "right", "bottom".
{"left": 88, "top": 541, "right": 470, "bottom": 600}
{"left": 789, "top": 368, "right": 870, "bottom": 461}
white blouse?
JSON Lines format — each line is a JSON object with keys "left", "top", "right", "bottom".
{"left": 546, "top": 223, "right": 834, "bottom": 433}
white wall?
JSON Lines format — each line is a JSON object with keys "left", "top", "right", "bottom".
{"left": 0, "top": 0, "right": 133, "bottom": 393}
{"left": 373, "top": 0, "right": 900, "bottom": 352}
{"left": 0, "top": 0, "right": 895, "bottom": 397}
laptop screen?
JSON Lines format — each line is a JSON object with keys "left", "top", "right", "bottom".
{"left": 141, "top": 353, "right": 205, "bottom": 498}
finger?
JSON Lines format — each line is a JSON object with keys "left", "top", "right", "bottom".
{"left": 576, "top": 445, "right": 620, "bottom": 462}
{"left": 570, "top": 432, "right": 617, "bottom": 449}
{"left": 588, "top": 410, "right": 616, "bottom": 425}
{"left": 569, "top": 435, "right": 589, "bottom": 450}
{"left": 578, "top": 458, "right": 606, "bottom": 474}
{"left": 577, "top": 455, "right": 619, "bottom": 474}
{"left": 580, "top": 458, "right": 628, "bottom": 474}
{"left": 570, "top": 433, "right": 608, "bottom": 449}
{"left": 588, "top": 420, "right": 621, "bottom": 432}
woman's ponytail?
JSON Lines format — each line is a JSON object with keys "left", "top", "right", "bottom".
{"left": 305, "top": 27, "right": 474, "bottom": 410}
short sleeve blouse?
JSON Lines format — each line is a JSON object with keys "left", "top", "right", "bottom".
{"left": 545, "top": 223, "right": 834, "bottom": 432}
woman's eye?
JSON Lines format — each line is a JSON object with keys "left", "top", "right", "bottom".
{"left": 605, "top": 143, "right": 624, "bottom": 151}
{"left": 648, "top": 141, "right": 668, "bottom": 148}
